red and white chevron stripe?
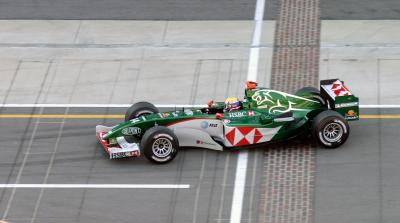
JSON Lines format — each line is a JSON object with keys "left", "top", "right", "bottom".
{"left": 224, "top": 126, "right": 281, "bottom": 147}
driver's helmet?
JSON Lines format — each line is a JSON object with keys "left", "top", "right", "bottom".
{"left": 224, "top": 97, "right": 241, "bottom": 112}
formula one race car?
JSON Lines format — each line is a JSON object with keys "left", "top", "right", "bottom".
{"left": 96, "top": 79, "right": 359, "bottom": 164}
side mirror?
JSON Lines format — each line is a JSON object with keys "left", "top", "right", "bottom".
{"left": 273, "top": 111, "right": 295, "bottom": 123}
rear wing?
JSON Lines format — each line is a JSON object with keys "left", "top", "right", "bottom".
{"left": 320, "top": 79, "right": 359, "bottom": 121}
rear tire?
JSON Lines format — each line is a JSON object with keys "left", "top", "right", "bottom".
{"left": 312, "top": 110, "right": 349, "bottom": 148}
{"left": 125, "top": 101, "right": 159, "bottom": 121}
{"left": 140, "top": 126, "right": 179, "bottom": 164}
{"left": 295, "top": 86, "right": 326, "bottom": 106}
{"left": 295, "top": 86, "right": 320, "bottom": 95}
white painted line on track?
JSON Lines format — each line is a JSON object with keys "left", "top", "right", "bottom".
{"left": 0, "top": 104, "right": 206, "bottom": 108}
{"left": 2, "top": 104, "right": 400, "bottom": 109}
{"left": 230, "top": 0, "right": 266, "bottom": 223}
{"left": 359, "top": 105, "right": 400, "bottom": 108}
{"left": 0, "top": 184, "right": 190, "bottom": 189}
{"left": 246, "top": 0, "right": 265, "bottom": 82}
{"left": 230, "top": 151, "right": 249, "bottom": 223}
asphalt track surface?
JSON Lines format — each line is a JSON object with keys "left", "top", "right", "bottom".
{"left": 1, "top": 0, "right": 400, "bottom": 20}
{"left": 0, "top": 107, "right": 399, "bottom": 223}
{"left": 0, "top": 107, "right": 260, "bottom": 223}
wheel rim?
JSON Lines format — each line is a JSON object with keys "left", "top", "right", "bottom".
{"left": 322, "top": 122, "right": 343, "bottom": 142}
{"left": 152, "top": 138, "right": 173, "bottom": 158}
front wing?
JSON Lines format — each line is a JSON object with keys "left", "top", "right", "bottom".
{"left": 96, "top": 125, "right": 140, "bottom": 159}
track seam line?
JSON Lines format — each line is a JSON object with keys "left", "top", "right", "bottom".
{"left": 0, "top": 184, "right": 190, "bottom": 189}
{"left": 192, "top": 150, "right": 207, "bottom": 223}
{"left": 247, "top": 149, "right": 259, "bottom": 223}
{"left": 217, "top": 152, "right": 231, "bottom": 223}
{"left": 1, "top": 115, "right": 42, "bottom": 218}
{"left": 2, "top": 60, "right": 54, "bottom": 220}
{"left": 30, "top": 108, "right": 69, "bottom": 223}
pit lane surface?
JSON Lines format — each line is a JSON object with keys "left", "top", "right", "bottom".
{"left": 0, "top": 107, "right": 263, "bottom": 223}
{"left": 315, "top": 108, "right": 400, "bottom": 223}
{"left": 0, "top": 107, "right": 398, "bottom": 223}
{"left": 1, "top": 0, "right": 400, "bottom": 19}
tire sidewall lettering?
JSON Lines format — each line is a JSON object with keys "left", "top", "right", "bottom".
{"left": 150, "top": 132, "right": 176, "bottom": 161}
{"left": 332, "top": 119, "right": 347, "bottom": 134}
{"left": 151, "top": 155, "right": 172, "bottom": 162}
{"left": 153, "top": 133, "right": 174, "bottom": 141}
{"left": 319, "top": 117, "right": 347, "bottom": 145}
{"left": 318, "top": 132, "right": 332, "bottom": 146}
{"left": 135, "top": 110, "right": 153, "bottom": 117}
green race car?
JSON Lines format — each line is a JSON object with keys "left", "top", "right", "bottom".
{"left": 96, "top": 79, "right": 359, "bottom": 164}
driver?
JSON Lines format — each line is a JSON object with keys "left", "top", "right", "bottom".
{"left": 224, "top": 97, "right": 241, "bottom": 112}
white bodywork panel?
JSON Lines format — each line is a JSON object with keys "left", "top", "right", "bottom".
{"left": 168, "top": 119, "right": 224, "bottom": 151}
{"left": 166, "top": 118, "right": 283, "bottom": 149}
{"left": 173, "top": 128, "right": 223, "bottom": 151}
{"left": 168, "top": 118, "right": 224, "bottom": 138}
{"left": 96, "top": 125, "right": 140, "bottom": 159}
{"left": 108, "top": 137, "right": 140, "bottom": 159}
{"left": 96, "top": 125, "right": 112, "bottom": 133}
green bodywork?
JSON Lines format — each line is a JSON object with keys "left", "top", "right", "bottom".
{"left": 102, "top": 84, "right": 358, "bottom": 148}
{"left": 333, "top": 95, "right": 359, "bottom": 120}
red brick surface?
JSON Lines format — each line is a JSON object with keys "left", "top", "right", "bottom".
{"left": 258, "top": 145, "right": 316, "bottom": 223}
{"left": 271, "top": 0, "right": 320, "bottom": 92}
{"left": 259, "top": 0, "right": 320, "bottom": 222}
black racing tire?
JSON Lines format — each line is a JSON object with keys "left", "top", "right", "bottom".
{"left": 295, "top": 86, "right": 320, "bottom": 95}
{"left": 125, "top": 101, "right": 159, "bottom": 121}
{"left": 295, "top": 86, "right": 326, "bottom": 106}
{"left": 312, "top": 110, "right": 350, "bottom": 149}
{"left": 140, "top": 126, "right": 179, "bottom": 164}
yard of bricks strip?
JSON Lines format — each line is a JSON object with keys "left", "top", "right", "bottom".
{"left": 258, "top": 0, "right": 320, "bottom": 222}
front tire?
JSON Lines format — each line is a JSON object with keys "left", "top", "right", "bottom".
{"left": 312, "top": 110, "right": 349, "bottom": 148}
{"left": 140, "top": 126, "right": 179, "bottom": 164}
{"left": 125, "top": 101, "right": 159, "bottom": 121}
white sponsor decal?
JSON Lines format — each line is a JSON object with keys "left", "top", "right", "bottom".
{"left": 229, "top": 111, "right": 247, "bottom": 118}
{"left": 111, "top": 151, "right": 139, "bottom": 159}
{"left": 346, "top": 116, "right": 358, "bottom": 120}
{"left": 184, "top": 110, "right": 194, "bottom": 116}
{"left": 196, "top": 140, "right": 217, "bottom": 146}
{"left": 223, "top": 119, "right": 231, "bottom": 124}
{"left": 336, "top": 102, "right": 358, "bottom": 108}
{"left": 122, "top": 127, "right": 141, "bottom": 135}
{"left": 130, "top": 118, "right": 141, "bottom": 123}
